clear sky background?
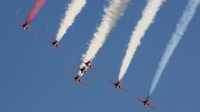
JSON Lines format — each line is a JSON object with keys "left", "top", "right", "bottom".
{"left": 0, "top": 0, "right": 200, "bottom": 112}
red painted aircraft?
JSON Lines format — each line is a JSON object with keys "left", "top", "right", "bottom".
{"left": 76, "top": 56, "right": 100, "bottom": 72}
{"left": 105, "top": 77, "right": 130, "bottom": 92}
{"left": 14, "top": 17, "right": 37, "bottom": 35}
{"left": 66, "top": 71, "right": 89, "bottom": 86}
{"left": 71, "top": 63, "right": 94, "bottom": 77}
{"left": 134, "top": 95, "right": 158, "bottom": 110}
{"left": 43, "top": 36, "right": 67, "bottom": 53}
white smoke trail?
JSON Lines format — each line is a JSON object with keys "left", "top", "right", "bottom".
{"left": 56, "top": 0, "right": 86, "bottom": 41}
{"left": 148, "top": 0, "right": 200, "bottom": 98}
{"left": 118, "top": 0, "right": 166, "bottom": 81}
{"left": 79, "top": 0, "right": 129, "bottom": 76}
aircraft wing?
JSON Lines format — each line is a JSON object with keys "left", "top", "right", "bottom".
{"left": 120, "top": 86, "right": 130, "bottom": 92}
{"left": 90, "top": 66, "right": 101, "bottom": 72}
{"left": 76, "top": 56, "right": 86, "bottom": 64}
{"left": 149, "top": 104, "right": 159, "bottom": 110}
{"left": 66, "top": 71, "right": 75, "bottom": 79}
{"left": 71, "top": 63, "right": 80, "bottom": 70}
{"left": 134, "top": 95, "right": 144, "bottom": 102}
{"left": 80, "top": 81, "right": 89, "bottom": 86}
{"left": 27, "top": 28, "right": 37, "bottom": 35}
{"left": 85, "top": 72, "right": 95, "bottom": 78}
{"left": 14, "top": 17, "right": 23, "bottom": 25}
{"left": 43, "top": 36, "right": 53, "bottom": 43}
{"left": 57, "top": 45, "right": 67, "bottom": 53}
{"left": 105, "top": 77, "right": 115, "bottom": 85}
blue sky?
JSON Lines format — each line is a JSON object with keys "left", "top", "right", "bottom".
{"left": 0, "top": 0, "right": 200, "bottom": 112}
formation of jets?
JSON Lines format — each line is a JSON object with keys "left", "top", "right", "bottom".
{"left": 14, "top": 14, "right": 158, "bottom": 111}
{"left": 66, "top": 57, "right": 99, "bottom": 86}
{"left": 14, "top": 17, "right": 67, "bottom": 53}
{"left": 68, "top": 56, "right": 158, "bottom": 110}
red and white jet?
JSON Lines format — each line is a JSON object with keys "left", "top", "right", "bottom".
{"left": 66, "top": 71, "right": 89, "bottom": 86}
{"left": 43, "top": 36, "right": 67, "bottom": 53}
{"left": 14, "top": 17, "right": 37, "bottom": 35}
{"left": 76, "top": 56, "right": 100, "bottom": 72}
{"left": 105, "top": 77, "right": 130, "bottom": 92}
{"left": 71, "top": 63, "right": 94, "bottom": 78}
{"left": 134, "top": 95, "right": 158, "bottom": 110}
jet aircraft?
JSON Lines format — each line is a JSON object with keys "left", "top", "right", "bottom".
{"left": 43, "top": 36, "right": 67, "bottom": 53}
{"left": 105, "top": 77, "right": 130, "bottom": 92}
{"left": 134, "top": 95, "right": 158, "bottom": 110}
{"left": 71, "top": 63, "right": 94, "bottom": 77}
{"left": 76, "top": 56, "right": 100, "bottom": 72}
{"left": 14, "top": 17, "right": 37, "bottom": 35}
{"left": 66, "top": 71, "right": 89, "bottom": 86}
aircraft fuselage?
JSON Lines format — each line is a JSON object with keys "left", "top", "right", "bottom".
{"left": 85, "top": 61, "right": 91, "bottom": 67}
{"left": 75, "top": 76, "right": 81, "bottom": 82}
{"left": 22, "top": 24, "right": 28, "bottom": 29}
{"left": 143, "top": 100, "right": 149, "bottom": 106}
{"left": 80, "top": 67, "right": 86, "bottom": 73}
{"left": 52, "top": 41, "right": 58, "bottom": 47}
{"left": 114, "top": 82, "right": 120, "bottom": 89}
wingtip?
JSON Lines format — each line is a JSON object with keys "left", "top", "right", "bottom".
{"left": 13, "top": 16, "right": 18, "bottom": 19}
{"left": 43, "top": 35, "right": 47, "bottom": 38}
